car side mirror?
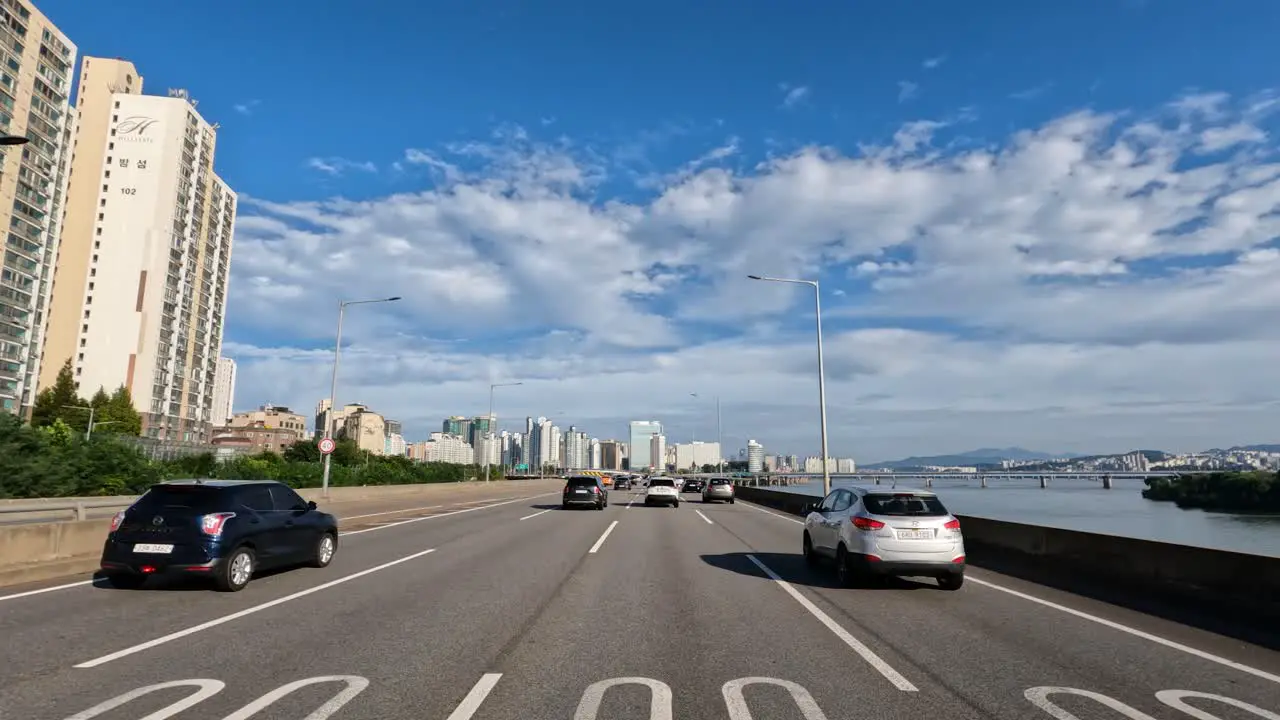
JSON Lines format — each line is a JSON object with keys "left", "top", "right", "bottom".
{"left": 803, "top": 503, "right": 817, "bottom": 514}
{"left": 307, "top": 500, "right": 317, "bottom": 511}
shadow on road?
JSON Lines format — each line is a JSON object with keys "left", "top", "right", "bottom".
{"left": 700, "top": 551, "right": 940, "bottom": 591}
{"left": 89, "top": 564, "right": 302, "bottom": 592}
{"left": 529, "top": 504, "right": 562, "bottom": 510}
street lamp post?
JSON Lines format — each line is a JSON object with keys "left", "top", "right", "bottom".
{"left": 748, "top": 274, "right": 832, "bottom": 497}
{"left": 320, "top": 296, "right": 402, "bottom": 498}
{"left": 690, "top": 392, "right": 723, "bottom": 474}
{"left": 63, "top": 404, "right": 95, "bottom": 441}
{"left": 483, "top": 381, "right": 523, "bottom": 483}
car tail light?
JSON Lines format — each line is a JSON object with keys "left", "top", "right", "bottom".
{"left": 944, "top": 518, "right": 961, "bottom": 531}
{"left": 952, "top": 555, "right": 966, "bottom": 564}
{"left": 199, "top": 512, "right": 236, "bottom": 537}
{"left": 852, "top": 516, "right": 884, "bottom": 531}
{"left": 108, "top": 510, "right": 126, "bottom": 533}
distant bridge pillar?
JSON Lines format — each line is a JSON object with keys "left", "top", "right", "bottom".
{"left": 924, "top": 477, "right": 932, "bottom": 488}
{"left": 1039, "top": 475, "right": 1048, "bottom": 489}
{"left": 980, "top": 475, "right": 988, "bottom": 489}
{"left": 1102, "top": 473, "right": 1113, "bottom": 490}
{"left": 874, "top": 477, "right": 880, "bottom": 485}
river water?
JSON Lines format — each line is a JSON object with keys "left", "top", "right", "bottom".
{"left": 776, "top": 476, "right": 1280, "bottom": 558}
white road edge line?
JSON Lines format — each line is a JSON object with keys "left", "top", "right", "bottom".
{"left": 966, "top": 576, "right": 1280, "bottom": 685}
{"left": 694, "top": 509, "right": 714, "bottom": 525}
{"left": 740, "top": 499, "right": 1280, "bottom": 685}
{"left": 519, "top": 508, "right": 553, "bottom": 521}
{"left": 0, "top": 578, "right": 96, "bottom": 602}
{"left": 743, "top": 500, "right": 803, "bottom": 524}
{"left": 74, "top": 548, "right": 439, "bottom": 669}
{"left": 342, "top": 492, "right": 557, "bottom": 536}
{"left": 445, "top": 673, "right": 503, "bottom": 720}
{"left": 588, "top": 520, "right": 619, "bottom": 554}
{"left": 745, "top": 553, "right": 918, "bottom": 692}
{"left": 341, "top": 504, "right": 445, "bottom": 520}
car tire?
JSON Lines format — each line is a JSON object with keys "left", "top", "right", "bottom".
{"left": 938, "top": 573, "right": 964, "bottom": 591}
{"left": 215, "top": 547, "right": 255, "bottom": 592}
{"left": 673, "top": 500, "right": 680, "bottom": 508}
{"left": 802, "top": 532, "right": 819, "bottom": 567}
{"left": 561, "top": 503, "right": 569, "bottom": 510}
{"left": 310, "top": 532, "right": 337, "bottom": 568}
{"left": 835, "top": 544, "right": 855, "bottom": 588}
{"left": 104, "top": 573, "right": 146, "bottom": 590}
{"left": 729, "top": 498, "right": 735, "bottom": 504}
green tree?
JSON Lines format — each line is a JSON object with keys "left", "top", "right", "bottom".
{"left": 30, "top": 359, "right": 82, "bottom": 429}
{"left": 283, "top": 439, "right": 321, "bottom": 463}
{"left": 98, "top": 385, "right": 142, "bottom": 436}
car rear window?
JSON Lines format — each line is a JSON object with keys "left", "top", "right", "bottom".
{"left": 709, "top": 479, "right": 731, "bottom": 486}
{"left": 132, "top": 485, "right": 225, "bottom": 513}
{"left": 649, "top": 479, "right": 675, "bottom": 487}
{"left": 863, "top": 493, "right": 949, "bottom": 517}
{"left": 567, "top": 478, "right": 598, "bottom": 488}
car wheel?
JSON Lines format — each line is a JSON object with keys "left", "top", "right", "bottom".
{"left": 802, "top": 532, "right": 818, "bottom": 566}
{"left": 835, "top": 544, "right": 855, "bottom": 588}
{"left": 729, "top": 498, "right": 735, "bottom": 504}
{"left": 673, "top": 500, "right": 680, "bottom": 508}
{"left": 561, "top": 503, "right": 569, "bottom": 510}
{"left": 215, "top": 547, "right": 255, "bottom": 592}
{"left": 104, "top": 573, "right": 146, "bottom": 590}
{"left": 310, "top": 532, "right": 337, "bottom": 568}
{"left": 938, "top": 573, "right": 964, "bottom": 591}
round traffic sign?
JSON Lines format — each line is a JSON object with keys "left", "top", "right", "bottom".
{"left": 318, "top": 437, "right": 336, "bottom": 455}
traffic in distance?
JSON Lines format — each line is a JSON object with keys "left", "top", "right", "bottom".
{"left": 0, "top": 473, "right": 1274, "bottom": 720}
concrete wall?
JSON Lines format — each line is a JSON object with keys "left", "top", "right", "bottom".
{"left": 733, "top": 485, "right": 1280, "bottom": 620}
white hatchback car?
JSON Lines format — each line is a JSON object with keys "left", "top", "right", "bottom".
{"left": 802, "top": 487, "right": 965, "bottom": 590}
{"left": 644, "top": 478, "right": 680, "bottom": 507}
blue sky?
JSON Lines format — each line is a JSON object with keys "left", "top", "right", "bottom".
{"left": 39, "top": 0, "right": 1280, "bottom": 461}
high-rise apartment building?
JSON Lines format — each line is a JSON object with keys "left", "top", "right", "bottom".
{"left": 599, "top": 439, "right": 625, "bottom": 470}
{"left": 208, "top": 355, "right": 234, "bottom": 426}
{"left": 649, "top": 434, "right": 667, "bottom": 472}
{"left": 39, "top": 56, "right": 141, "bottom": 395}
{"left": 69, "top": 91, "right": 235, "bottom": 441}
{"left": 0, "top": 2, "right": 76, "bottom": 416}
{"left": 747, "top": 439, "right": 764, "bottom": 473}
{"left": 628, "top": 420, "right": 662, "bottom": 470}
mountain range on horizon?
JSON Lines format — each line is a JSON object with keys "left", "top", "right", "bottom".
{"left": 861, "top": 444, "right": 1280, "bottom": 470}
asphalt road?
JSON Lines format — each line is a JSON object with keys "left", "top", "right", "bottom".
{"left": 1, "top": 487, "right": 1277, "bottom": 719}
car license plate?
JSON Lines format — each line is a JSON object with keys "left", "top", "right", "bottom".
{"left": 133, "top": 543, "right": 174, "bottom": 554}
{"left": 897, "top": 529, "right": 932, "bottom": 540}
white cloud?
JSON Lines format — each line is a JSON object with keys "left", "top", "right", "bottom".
{"left": 233, "top": 99, "right": 261, "bottom": 116}
{"left": 897, "top": 81, "right": 919, "bottom": 103}
{"left": 779, "top": 83, "right": 811, "bottom": 109}
{"left": 922, "top": 56, "right": 946, "bottom": 70}
{"left": 306, "top": 157, "right": 378, "bottom": 176}
{"left": 227, "top": 90, "right": 1280, "bottom": 462}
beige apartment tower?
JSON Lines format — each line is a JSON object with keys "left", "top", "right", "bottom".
{"left": 0, "top": 1, "right": 76, "bottom": 416}
{"left": 71, "top": 91, "right": 235, "bottom": 441}
{"left": 39, "top": 56, "right": 141, "bottom": 394}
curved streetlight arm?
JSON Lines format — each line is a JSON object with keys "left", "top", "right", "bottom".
{"left": 483, "top": 381, "right": 524, "bottom": 482}
{"left": 747, "top": 273, "right": 831, "bottom": 495}
{"left": 321, "top": 295, "right": 403, "bottom": 498}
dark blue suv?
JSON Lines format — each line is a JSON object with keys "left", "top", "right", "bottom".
{"left": 99, "top": 479, "right": 339, "bottom": 592}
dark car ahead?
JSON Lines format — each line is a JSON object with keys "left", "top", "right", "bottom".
{"left": 99, "top": 479, "right": 339, "bottom": 592}
{"left": 683, "top": 479, "right": 706, "bottom": 493}
{"left": 562, "top": 475, "right": 608, "bottom": 510}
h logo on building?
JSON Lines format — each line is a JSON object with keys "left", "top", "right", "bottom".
{"left": 117, "top": 116, "right": 159, "bottom": 137}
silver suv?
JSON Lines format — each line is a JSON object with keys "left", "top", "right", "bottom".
{"left": 801, "top": 487, "right": 965, "bottom": 590}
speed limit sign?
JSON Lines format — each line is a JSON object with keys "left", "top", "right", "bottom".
{"left": 317, "top": 437, "right": 336, "bottom": 455}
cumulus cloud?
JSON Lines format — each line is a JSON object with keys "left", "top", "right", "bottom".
{"left": 227, "top": 90, "right": 1280, "bottom": 462}
{"left": 306, "top": 157, "right": 378, "bottom": 176}
{"left": 779, "top": 83, "right": 810, "bottom": 109}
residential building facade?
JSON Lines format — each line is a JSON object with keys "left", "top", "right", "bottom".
{"left": 70, "top": 91, "right": 235, "bottom": 441}
{"left": 208, "top": 354, "right": 234, "bottom": 426}
{"left": 0, "top": 2, "right": 76, "bottom": 416}
{"left": 39, "top": 56, "right": 141, "bottom": 395}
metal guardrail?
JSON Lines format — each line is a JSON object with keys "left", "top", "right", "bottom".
{"left": 0, "top": 498, "right": 133, "bottom": 521}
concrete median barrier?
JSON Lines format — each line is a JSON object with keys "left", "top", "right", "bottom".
{"left": 734, "top": 485, "right": 1280, "bottom": 644}
{"left": 0, "top": 479, "right": 562, "bottom": 589}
